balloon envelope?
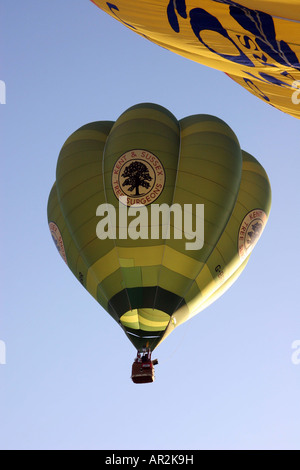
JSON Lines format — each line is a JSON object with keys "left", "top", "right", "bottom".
{"left": 90, "top": 0, "right": 300, "bottom": 119}
{"left": 48, "top": 103, "right": 271, "bottom": 351}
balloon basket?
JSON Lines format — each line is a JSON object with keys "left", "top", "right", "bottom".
{"left": 131, "top": 348, "right": 158, "bottom": 384}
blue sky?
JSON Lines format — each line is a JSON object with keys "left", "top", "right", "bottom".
{"left": 1, "top": 1, "right": 300, "bottom": 450}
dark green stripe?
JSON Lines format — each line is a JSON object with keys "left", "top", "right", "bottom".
{"left": 108, "top": 286, "right": 187, "bottom": 318}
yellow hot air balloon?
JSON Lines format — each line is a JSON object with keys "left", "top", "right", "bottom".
{"left": 90, "top": 0, "right": 300, "bottom": 119}
{"left": 47, "top": 103, "right": 271, "bottom": 383}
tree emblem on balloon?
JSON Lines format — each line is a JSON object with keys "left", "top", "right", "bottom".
{"left": 121, "top": 161, "right": 153, "bottom": 196}
{"left": 245, "top": 221, "right": 263, "bottom": 249}
{"left": 112, "top": 149, "right": 165, "bottom": 206}
{"left": 238, "top": 210, "right": 267, "bottom": 260}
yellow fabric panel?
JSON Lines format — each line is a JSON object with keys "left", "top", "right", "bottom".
{"left": 120, "top": 308, "right": 170, "bottom": 331}
{"left": 161, "top": 256, "right": 249, "bottom": 332}
{"left": 162, "top": 246, "right": 202, "bottom": 280}
{"left": 117, "top": 245, "right": 164, "bottom": 266}
{"left": 86, "top": 248, "right": 120, "bottom": 298}
{"left": 161, "top": 302, "right": 192, "bottom": 334}
{"left": 195, "top": 263, "right": 215, "bottom": 292}
{"left": 190, "top": 257, "right": 250, "bottom": 318}
{"left": 119, "top": 258, "right": 135, "bottom": 268}
{"left": 86, "top": 244, "right": 202, "bottom": 292}
{"left": 236, "top": 0, "right": 300, "bottom": 20}
{"left": 97, "top": 268, "right": 127, "bottom": 300}
{"left": 91, "top": 0, "right": 300, "bottom": 118}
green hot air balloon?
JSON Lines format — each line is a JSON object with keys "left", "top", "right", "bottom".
{"left": 47, "top": 103, "right": 271, "bottom": 383}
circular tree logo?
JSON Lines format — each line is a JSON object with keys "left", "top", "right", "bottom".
{"left": 238, "top": 209, "right": 267, "bottom": 260}
{"left": 112, "top": 150, "right": 165, "bottom": 206}
{"left": 49, "top": 222, "right": 68, "bottom": 264}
